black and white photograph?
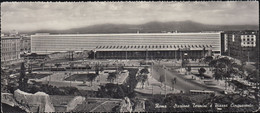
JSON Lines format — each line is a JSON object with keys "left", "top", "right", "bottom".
{"left": 1, "top": 1, "right": 259, "bottom": 112}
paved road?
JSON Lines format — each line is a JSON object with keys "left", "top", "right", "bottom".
{"left": 151, "top": 64, "right": 224, "bottom": 94}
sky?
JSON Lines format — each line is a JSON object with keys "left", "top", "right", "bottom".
{"left": 1, "top": 1, "right": 259, "bottom": 32}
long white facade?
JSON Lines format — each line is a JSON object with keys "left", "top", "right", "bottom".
{"left": 31, "top": 32, "right": 222, "bottom": 54}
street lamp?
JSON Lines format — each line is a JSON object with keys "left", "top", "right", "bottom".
{"left": 125, "top": 48, "right": 127, "bottom": 60}
{"left": 164, "top": 65, "right": 167, "bottom": 97}
{"left": 146, "top": 49, "right": 148, "bottom": 65}
{"left": 93, "top": 49, "right": 96, "bottom": 61}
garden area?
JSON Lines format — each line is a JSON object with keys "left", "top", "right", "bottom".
{"left": 27, "top": 73, "right": 52, "bottom": 79}
{"left": 64, "top": 73, "right": 97, "bottom": 81}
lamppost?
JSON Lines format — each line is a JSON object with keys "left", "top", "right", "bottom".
{"left": 69, "top": 73, "right": 72, "bottom": 87}
{"left": 175, "top": 50, "right": 177, "bottom": 62}
{"left": 146, "top": 49, "right": 148, "bottom": 65}
{"left": 125, "top": 48, "right": 127, "bottom": 60}
{"left": 164, "top": 65, "right": 167, "bottom": 98}
{"left": 93, "top": 49, "right": 96, "bottom": 61}
{"left": 152, "top": 85, "right": 154, "bottom": 96}
{"left": 247, "top": 51, "right": 250, "bottom": 62}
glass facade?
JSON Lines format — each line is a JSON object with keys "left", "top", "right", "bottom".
{"left": 31, "top": 33, "right": 222, "bottom": 55}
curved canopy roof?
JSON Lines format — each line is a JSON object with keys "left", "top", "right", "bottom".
{"left": 95, "top": 44, "right": 212, "bottom": 51}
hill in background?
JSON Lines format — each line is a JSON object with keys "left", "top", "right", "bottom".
{"left": 20, "top": 20, "right": 259, "bottom": 34}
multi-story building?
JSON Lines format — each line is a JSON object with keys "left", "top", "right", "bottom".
{"left": 20, "top": 35, "right": 31, "bottom": 53}
{"left": 224, "top": 30, "right": 259, "bottom": 62}
{"left": 31, "top": 32, "right": 224, "bottom": 59}
{"left": 1, "top": 35, "right": 21, "bottom": 62}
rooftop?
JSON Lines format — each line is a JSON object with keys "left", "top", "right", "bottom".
{"left": 32, "top": 32, "right": 222, "bottom": 36}
{"left": 95, "top": 44, "right": 213, "bottom": 51}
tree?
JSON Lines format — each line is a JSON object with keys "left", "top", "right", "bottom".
{"left": 19, "top": 62, "right": 28, "bottom": 91}
{"left": 181, "top": 60, "right": 189, "bottom": 68}
{"left": 137, "top": 74, "right": 148, "bottom": 89}
{"left": 100, "top": 66, "right": 104, "bottom": 72}
{"left": 209, "top": 57, "right": 240, "bottom": 89}
{"left": 40, "top": 63, "right": 45, "bottom": 71}
{"left": 95, "top": 64, "right": 100, "bottom": 75}
{"left": 198, "top": 67, "right": 206, "bottom": 76}
{"left": 70, "top": 63, "right": 74, "bottom": 70}
{"left": 186, "top": 66, "right": 191, "bottom": 75}
{"left": 85, "top": 64, "right": 91, "bottom": 69}
{"left": 140, "top": 68, "right": 149, "bottom": 75}
{"left": 118, "top": 65, "right": 124, "bottom": 73}
{"left": 55, "top": 63, "right": 62, "bottom": 71}
{"left": 204, "top": 56, "right": 213, "bottom": 63}
{"left": 83, "top": 80, "right": 86, "bottom": 84}
{"left": 87, "top": 73, "right": 98, "bottom": 86}
{"left": 97, "top": 83, "right": 125, "bottom": 98}
{"left": 171, "top": 78, "right": 176, "bottom": 90}
{"left": 107, "top": 72, "right": 117, "bottom": 83}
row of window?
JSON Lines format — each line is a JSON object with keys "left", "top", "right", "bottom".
{"left": 243, "top": 42, "right": 255, "bottom": 45}
{"left": 1, "top": 47, "right": 19, "bottom": 51}
{"left": 1, "top": 43, "right": 19, "bottom": 47}
{"left": 243, "top": 35, "right": 255, "bottom": 37}
{"left": 96, "top": 45, "right": 212, "bottom": 49}
{"left": 242, "top": 38, "right": 255, "bottom": 41}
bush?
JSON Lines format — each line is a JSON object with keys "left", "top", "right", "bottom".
{"left": 198, "top": 67, "right": 206, "bottom": 76}
{"left": 97, "top": 83, "right": 125, "bottom": 98}
{"left": 26, "top": 83, "right": 80, "bottom": 96}
{"left": 204, "top": 56, "right": 213, "bottom": 63}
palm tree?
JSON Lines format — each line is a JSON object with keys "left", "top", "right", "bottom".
{"left": 87, "top": 73, "right": 98, "bottom": 86}
{"left": 171, "top": 78, "right": 175, "bottom": 91}
{"left": 55, "top": 63, "right": 62, "bottom": 71}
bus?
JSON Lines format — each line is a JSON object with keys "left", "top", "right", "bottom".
{"left": 189, "top": 90, "right": 215, "bottom": 95}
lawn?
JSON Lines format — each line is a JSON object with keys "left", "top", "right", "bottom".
{"left": 27, "top": 73, "right": 52, "bottom": 79}
{"left": 64, "top": 73, "right": 96, "bottom": 81}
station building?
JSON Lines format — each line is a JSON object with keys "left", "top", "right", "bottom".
{"left": 31, "top": 32, "right": 224, "bottom": 59}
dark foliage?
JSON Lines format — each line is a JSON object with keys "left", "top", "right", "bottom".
{"left": 26, "top": 83, "right": 81, "bottom": 95}
{"left": 204, "top": 56, "right": 213, "bottom": 63}
{"left": 198, "top": 67, "right": 206, "bottom": 76}
{"left": 107, "top": 72, "right": 117, "bottom": 83}
{"left": 97, "top": 83, "right": 125, "bottom": 99}
{"left": 140, "top": 68, "right": 149, "bottom": 74}
{"left": 18, "top": 62, "right": 28, "bottom": 91}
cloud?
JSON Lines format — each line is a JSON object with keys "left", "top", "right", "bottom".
{"left": 1, "top": 1, "right": 258, "bottom": 32}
